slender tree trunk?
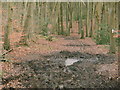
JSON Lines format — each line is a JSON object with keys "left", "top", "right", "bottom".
{"left": 66, "top": 2, "right": 70, "bottom": 36}
{"left": 60, "top": 2, "right": 64, "bottom": 35}
{"left": 118, "top": 2, "right": 120, "bottom": 30}
{"left": 21, "top": 2, "right": 28, "bottom": 27}
{"left": 109, "top": 3, "right": 116, "bottom": 54}
{"left": 78, "top": 2, "right": 81, "bottom": 34}
{"left": 86, "top": 2, "right": 89, "bottom": 37}
{"left": 38, "top": 2, "right": 42, "bottom": 34}
{"left": 0, "top": 2, "right": 2, "bottom": 84}
{"left": 0, "top": 2, "right": 3, "bottom": 57}
{"left": 100, "top": 2, "right": 104, "bottom": 31}
{"left": 69, "top": 2, "right": 73, "bottom": 29}
{"left": 50, "top": 2, "right": 58, "bottom": 34}
{"left": 118, "top": 1, "right": 120, "bottom": 77}
{"left": 80, "top": 2, "right": 84, "bottom": 39}
{"left": 3, "top": 2, "right": 12, "bottom": 50}
{"left": 103, "top": 2, "right": 108, "bottom": 28}
{"left": 19, "top": 2, "right": 32, "bottom": 45}
{"left": 57, "top": 9, "right": 61, "bottom": 35}
{"left": 29, "top": 2, "right": 36, "bottom": 40}
{"left": 89, "top": 2, "right": 93, "bottom": 37}
{"left": 92, "top": 2, "right": 97, "bottom": 38}
{"left": 95, "top": 2, "right": 102, "bottom": 43}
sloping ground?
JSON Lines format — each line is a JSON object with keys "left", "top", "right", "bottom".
{"left": 1, "top": 22, "right": 119, "bottom": 89}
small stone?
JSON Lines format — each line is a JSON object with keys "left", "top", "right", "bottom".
{"left": 108, "top": 77, "right": 112, "bottom": 80}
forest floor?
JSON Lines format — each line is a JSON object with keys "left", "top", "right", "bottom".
{"left": 1, "top": 22, "right": 119, "bottom": 89}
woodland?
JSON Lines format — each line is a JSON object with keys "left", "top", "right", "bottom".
{"left": 0, "top": 1, "right": 120, "bottom": 89}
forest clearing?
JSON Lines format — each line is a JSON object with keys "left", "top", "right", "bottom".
{"left": 0, "top": 1, "right": 120, "bottom": 89}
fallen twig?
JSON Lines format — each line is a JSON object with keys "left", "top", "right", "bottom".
{"left": 2, "top": 49, "right": 13, "bottom": 56}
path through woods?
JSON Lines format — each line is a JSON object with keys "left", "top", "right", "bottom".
{"left": 1, "top": 22, "right": 119, "bottom": 88}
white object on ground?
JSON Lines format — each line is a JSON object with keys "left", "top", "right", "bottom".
{"left": 65, "top": 58, "right": 79, "bottom": 66}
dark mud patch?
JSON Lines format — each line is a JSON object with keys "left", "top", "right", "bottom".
{"left": 3, "top": 51, "right": 118, "bottom": 88}
{"left": 44, "top": 51, "right": 116, "bottom": 64}
{"left": 64, "top": 36, "right": 80, "bottom": 40}
{"left": 65, "top": 44, "right": 90, "bottom": 47}
{"left": 44, "top": 51, "right": 94, "bottom": 59}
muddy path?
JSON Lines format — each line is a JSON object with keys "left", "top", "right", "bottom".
{"left": 2, "top": 50, "right": 119, "bottom": 88}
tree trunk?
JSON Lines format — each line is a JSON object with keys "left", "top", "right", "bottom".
{"left": 109, "top": 3, "right": 116, "bottom": 54}
{"left": 3, "top": 2, "right": 12, "bottom": 50}
{"left": 19, "top": 2, "right": 32, "bottom": 45}
{"left": 0, "top": 2, "right": 3, "bottom": 57}
{"left": 57, "top": 10, "right": 61, "bottom": 35}
{"left": 60, "top": 3, "right": 64, "bottom": 35}
{"left": 80, "top": 2, "right": 84, "bottom": 39}
{"left": 118, "top": 1, "right": 120, "bottom": 77}
{"left": 21, "top": 2, "right": 28, "bottom": 27}
{"left": 69, "top": 3, "right": 73, "bottom": 29}
{"left": 78, "top": 2, "right": 81, "bottom": 34}
{"left": 66, "top": 2, "right": 70, "bottom": 36}
{"left": 86, "top": 2, "right": 89, "bottom": 37}
{"left": 89, "top": 2, "right": 93, "bottom": 37}
{"left": 100, "top": 2, "right": 105, "bottom": 31}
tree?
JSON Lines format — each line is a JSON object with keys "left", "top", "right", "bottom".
{"left": 118, "top": 1, "right": 120, "bottom": 76}
{"left": 78, "top": 2, "right": 81, "bottom": 34}
{"left": 57, "top": 3, "right": 61, "bottom": 35}
{"left": 89, "top": 2, "right": 94, "bottom": 37}
{"left": 0, "top": 1, "right": 3, "bottom": 58}
{"left": 95, "top": 2, "right": 102, "bottom": 32}
{"left": 69, "top": 2, "right": 73, "bottom": 29}
{"left": 19, "top": 2, "right": 32, "bottom": 45}
{"left": 3, "top": 2, "right": 13, "bottom": 50}
{"left": 118, "top": 2, "right": 120, "bottom": 30}
{"left": 109, "top": 2, "right": 116, "bottom": 54}
{"left": 86, "top": 1, "right": 89, "bottom": 37}
{"left": 60, "top": 2, "right": 64, "bottom": 35}
{"left": 21, "top": 2, "right": 28, "bottom": 28}
{"left": 78, "top": 2, "right": 84, "bottom": 39}
{"left": 65, "top": 2, "right": 70, "bottom": 36}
